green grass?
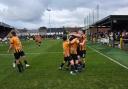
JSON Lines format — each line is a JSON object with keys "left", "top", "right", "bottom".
{"left": 89, "top": 43, "right": 128, "bottom": 67}
{"left": 0, "top": 40, "right": 128, "bottom": 89}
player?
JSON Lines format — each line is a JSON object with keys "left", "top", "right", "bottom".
{"left": 35, "top": 35, "right": 42, "bottom": 47}
{"left": 8, "top": 31, "right": 30, "bottom": 72}
{"left": 69, "top": 35, "right": 80, "bottom": 73}
{"left": 59, "top": 35, "right": 76, "bottom": 75}
{"left": 79, "top": 31, "right": 86, "bottom": 68}
{"left": 60, "top": 35, "right": 76, "bottom": 75}
{"left": 59, "top": 35, "right": 70, "bottom": 70}
{"left": 76, "top": 38, "right": 83, "bottom": 72}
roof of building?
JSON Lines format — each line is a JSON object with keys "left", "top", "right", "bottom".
{"left": 0, "top": 22, "right": 13, "bottom": 28}
{"left": 92, "top": 15, "right": 128, "bottom": 26}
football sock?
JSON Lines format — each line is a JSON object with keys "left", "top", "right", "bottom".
{"left": 19, "top": 61, "right": 24, "bottom": 70}
{"left": 17, "top": 64, "right": 22, "bottom": 72}
{"left": 24, "top": 60, "right": 28, "bottom": 65}
{"left": 67, "top": 62, "right": 70, "bottom": 67}
{"left": 75, "top": 64, "right": 78, "bottom": 70}
{"left": 83, "top": 63, "right": 85, "bottom": 68}
{"left": 71, "top": 65, "right": 75, "bottom": 71}
{"left": 60, "top": 63, "right": 64, "bottom": 68}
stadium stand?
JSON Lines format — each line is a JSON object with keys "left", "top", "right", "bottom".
{"left": 88, "top": 15, "right": 128, "bottom": 50}
{"left": 0, "top": 22, "right": 13, "bottom": 39}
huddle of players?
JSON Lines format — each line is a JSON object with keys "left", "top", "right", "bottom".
{"left": 60, "top": 30, "right": 86, "bottom": 75}
{"left": 8, "top": 30, "right": 85, "bottom": 74}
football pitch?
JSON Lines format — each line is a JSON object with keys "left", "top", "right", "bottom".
{"left": 0, "top": 39, "right": 128, "bottom": 89}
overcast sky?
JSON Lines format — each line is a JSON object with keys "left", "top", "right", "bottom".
{"left": 0, "top": 0, "right": 128, "bottom": 29}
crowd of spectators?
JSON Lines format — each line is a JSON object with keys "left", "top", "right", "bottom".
{"left": 91, "top": 31, "right": 128, "bottom": 49}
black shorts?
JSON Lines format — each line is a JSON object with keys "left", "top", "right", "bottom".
{"left": 77, "top": 50, "right": 81, "bottom": 56}
{"left": 79, "top": 51, "right": 83, "bottom": 57}
{"left": 64, "top": 57, "right": 70, "bottom": 62}
{"left": 14, "top": 51, "right": 25, "bottom": 60}
{"left": 70, "top": 54, "right": 78, "bottom": 60}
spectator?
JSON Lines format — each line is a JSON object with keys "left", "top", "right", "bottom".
{"left": 109, "top": 32, "right": 114, "bottom": 47}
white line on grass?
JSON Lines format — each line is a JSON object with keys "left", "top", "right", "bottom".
{"left": 0, "top": 53, "right": 41, "bottom": 56}
{"left": 88, "top": 46, "right": 128, "bottom": 70}
{"left": 26, "top": 52, "right": 63, "bottom": 54}
{"left": 0, "top": 51, "right": 98, "bottom": 56}
{"left": 43, "top": 52, "right": 63, "bottom": 53}
{"left": 0, "top": 52, "right": 63, "bottom": 56}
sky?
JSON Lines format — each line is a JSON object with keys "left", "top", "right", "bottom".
{"left": 0, "top": 0, "right": 128, "bottom": 29}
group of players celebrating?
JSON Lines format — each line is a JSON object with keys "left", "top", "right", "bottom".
{"left": 7, "top": 30, "right": 86, "bottom": 74}
{"left": 59, "top": 30, "right": 86, "bottom": 75}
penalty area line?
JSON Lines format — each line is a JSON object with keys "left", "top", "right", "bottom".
{"left": 87, "top": 45, "right": 128, "bottom": 70}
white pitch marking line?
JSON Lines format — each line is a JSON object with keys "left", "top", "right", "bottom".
{"left": 88, "top": 46, "right": 128, "bottom": 70}
{"left": 0, "top": 52, "right": 63, "bottom": 56}
{"left": 42, "top": 52, "right": 63, "bottom": 53}
{"left": 0, "top": 53, "right": 41, "bottom": 55}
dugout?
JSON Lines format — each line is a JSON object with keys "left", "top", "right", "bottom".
{"left": 89, "top": 15, "right": 128, "bottom": 48}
